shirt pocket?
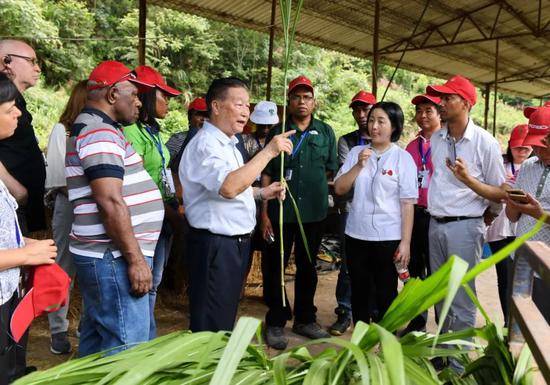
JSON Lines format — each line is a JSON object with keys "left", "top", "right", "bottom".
{"left": 308, "top": 134, "right": 328, "bottom": 163}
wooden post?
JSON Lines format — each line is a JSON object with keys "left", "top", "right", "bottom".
{"left": 493, "top": 39, "right": 499, "bottom": 136}
{"left": 372, "top": 0, "right": 380, "bottom": 98}
{"left": 266, "top": 0, "right": 277, "bottom": 100}
{"left": 138, "top": 0, "right": 147, "bottom": 66}
{"left": 484, "top": 83, "right": 490, "bottom": 130}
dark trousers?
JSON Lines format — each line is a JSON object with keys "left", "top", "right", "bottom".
{"left": 405, "top": 207, "right": 431, "bottom": 331}
{"left": 489, "top": 237, "right": 514, "bottom": 325}
{"left": 185, "top": 228, "right": 251, "bottom": 332}
{"left": 346, "top": 236, "right": 400, "bottom": 324}
{"left": 334, "top": 212, "right": 352, "bottom": 317}
{"left": 0, "top": 292, "right": 28, "bottom": 385}
{"left": 262, "top": 221, "right": 324, "bottom": 327}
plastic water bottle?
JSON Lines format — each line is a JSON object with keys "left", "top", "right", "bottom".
{"left": 395, "top": 261, "right": 410, "bottom": 283}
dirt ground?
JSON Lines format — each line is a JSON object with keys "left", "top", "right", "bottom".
{"left": 25, "top": 252, "right": 503, "bottom": 371}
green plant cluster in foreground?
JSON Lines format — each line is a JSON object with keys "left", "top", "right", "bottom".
{"left": 15, "top": 220, "right": 543, "bottom": 385}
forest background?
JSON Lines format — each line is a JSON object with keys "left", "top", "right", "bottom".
{"left": 0, "top": 0, "right": 539, "bottom": 149}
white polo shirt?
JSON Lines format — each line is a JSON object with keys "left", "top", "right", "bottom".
{"left": 335, "top": 144, "right": 418, "bottom": 241}
{"left": 428, "top": 119, "right": 506, "bottom": 217}
{"left": 179, "top": 121, "right": 256, "bottom": 236}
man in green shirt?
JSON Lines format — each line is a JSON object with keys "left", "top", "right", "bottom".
{"left": 261, "top": 75, "right": 338, "bottom": 349}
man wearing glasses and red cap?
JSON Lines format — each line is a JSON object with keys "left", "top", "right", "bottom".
{"left": 261, "top": 75, "right": 338, "bottom": 349}
{"left": 425, "top": 75, "right": 506, "bottom": 372}
{"left": 505, "top": 104, "right": 550, "bottom": 323}
{"left": 328, "top": 90, "right": 376, "bottom": 336}
{"left": 66, "top": 61, "right": 165, "bottom": 356}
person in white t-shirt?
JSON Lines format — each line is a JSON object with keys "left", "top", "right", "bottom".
{"left": 334, "top": 102, "right": 418, "bottom": 324}
{"left": 485, "top": 124, "right": 531, "bottom": 326}
{"left": 44, "top": 80, "right": 87, "bottom": 355}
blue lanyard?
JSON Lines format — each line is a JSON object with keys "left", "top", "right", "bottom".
{"left": 418, "top": 138, "right": 431, "bottom": 168}
{"left": 291, "top": 131, "right": 310, "bottom": 159}
{"left": 14, "top": 218, "right": 22, "bottom": 247}
{"left": 511, "top": 162, "right": 516, "bottom": 176}
{"left": 255, "top": 136, "right": 264, "bottom": 150}
{"left": 142, "top": 123, "right": 167, "bottom": 169}
{"left": 358, "top": 136, "right": 367, "bottom": 146}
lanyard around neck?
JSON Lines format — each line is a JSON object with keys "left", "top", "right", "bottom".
{"left": 290, "top": 130, "right": 310, "bottom": 159}
{"left": 418, "top": 137, "right": 431, "bottom": 167}
{"left": 141, "top": 123, "right": 167, "bottom": 169}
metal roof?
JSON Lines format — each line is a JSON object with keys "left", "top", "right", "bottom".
{"left": 149, "top": 0, "right": 550, "bottom": 99}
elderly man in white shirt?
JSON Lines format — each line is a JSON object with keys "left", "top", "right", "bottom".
{"left": 425, "top": 75, "right": 507, "bottom": 372}
{"left": 179, "top": 77, "right": 294, "bottom": 332}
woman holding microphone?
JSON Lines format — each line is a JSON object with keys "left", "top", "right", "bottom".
{"left": 334, "top": 102, "right": 418, "bottom": 324}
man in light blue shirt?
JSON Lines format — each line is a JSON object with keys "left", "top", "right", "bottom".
{"left": 179, "top": 77, "right": 294, "bottom": 332}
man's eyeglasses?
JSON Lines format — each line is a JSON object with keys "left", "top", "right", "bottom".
{"left": 289, "top": 94, "right": 314, "bottom": 103}
{"left": 7, "top": 54, "right": 39, "bottom": 67}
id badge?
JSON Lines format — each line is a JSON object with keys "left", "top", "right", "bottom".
{"left": 285, "top": 168, "right": 293, "bottom": 181}
{"left": 164, "top": 168, "right": 176, "bottom": 194}
{"left": 418, "top": 169, "right": 429, "bottom": 189}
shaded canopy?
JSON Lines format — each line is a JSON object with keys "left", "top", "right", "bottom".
{"left": 149, "top": 0, "right": 550, "bottom": 99}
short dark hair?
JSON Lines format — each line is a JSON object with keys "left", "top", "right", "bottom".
{"left": 205, "top": 77, "right": 248, "bottom": 115}
{"left": 0, "top": 72, "right": 18, "bottom": 105}
{"left": 414, "top": 101, "right": 441, "bottom": 114}
{"left": 367, "top": 101, "right": 404, "bottom": 142}
{"left": 138, "top": 88, "right": 160, "bottom": 131}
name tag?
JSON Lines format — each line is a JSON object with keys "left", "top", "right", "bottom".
{"left": 163, "top": 168, "right": 176, "bottom": 195}
{"left": 285, "top": 169, "right": 293, "bottom": 181}
{"left": 418, "top": 169, "right": 429, "bottom": 189}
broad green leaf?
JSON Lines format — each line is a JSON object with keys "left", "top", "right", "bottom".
{"left": 373, "top": 324, "right": 405, "bottom": 385}
{"left": 208, "top": 317, "right": 260, "bottom": 385}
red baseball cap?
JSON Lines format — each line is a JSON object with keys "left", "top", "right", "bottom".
{"left": 88, "top": 60, "right": 151, "bottom": 91}
{"left": 134, "top": 65, "right": 181, "bottom": 96}
{"left": 188, "top": 97, "right": 207, "bottom": 112}
{"left": 349, "top": 90, "right": 376, "bottom": 107}
{"left": 411, "top": 94, "right": 441, "bottom": 106}
{"left": 523, "top": 101, "right": 550, "bottom": 119}
{"left": 508, "top": 124, "right": 529, "bottom": 148}
{"left": 10, "top": 264, "right": 71, "bottom": 343}
{"left": 426, "top": 75, "right": 477, "bottom": 106}
{"left": 288, "top": 75, "right": 314, "bottom": 95}
{"left": 523, "top": 106, "right": 550, "bottom": 148}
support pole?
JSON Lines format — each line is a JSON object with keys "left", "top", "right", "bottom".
{"left": 266, "top": 0, "right": 277, "bottom": 100}
{"left": 372, "top": 0, "right": 380, "bottom": 98}
{"left": 493, "top": 39, "right": 499, "bottom": 136}
{"left": 484, "top": 83, "right": 490, "bottom": 130}
{"left": 138, "top": 0, "right": 147, "bottom": 66}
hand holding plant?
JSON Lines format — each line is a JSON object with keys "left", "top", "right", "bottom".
{"left": 260, "top": 182, "right": 286, "bottom": 201}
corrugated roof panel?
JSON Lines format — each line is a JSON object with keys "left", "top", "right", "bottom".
{"left": 148, "top": 0, "right": 550, "bottom": 97}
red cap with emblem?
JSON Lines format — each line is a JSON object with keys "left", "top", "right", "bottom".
{"left": 349, "top": 90, "right": 376, "bottom": 107}
{"left": 288, "top": 75, "right": 314, "bottom": 95}
{"left": 426, "top": 75, "right": 477, "bottom": 106}
{"left": 88, "top": 60, "right": 151, "bottom": 91}
{"left": 523, "top": 106, "right": 550, "bottom": 148}
{"left": 134, "top": 65, "right": 181, "bottom": 96}
{"left": 411, "top": 94, "right": 441, "bottom": 106}
{"left": 508, "top": 124, "right": 529, "bottom": 148}
{"left": 188, "top": 97, "right": 207, "bottom": 112}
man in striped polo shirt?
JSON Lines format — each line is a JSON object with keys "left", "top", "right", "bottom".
{"left": 66, "top": 61, "right": 164, "bottom": 356}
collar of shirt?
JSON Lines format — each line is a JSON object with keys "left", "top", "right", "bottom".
{"left": 202, "top": 121, "right": 239, "bottom": 146}
{"left": 439, "top": 118, "right": 475, "bottom": 142}
{"left": 80, "top": 107, "right": 122, "bottom": 129}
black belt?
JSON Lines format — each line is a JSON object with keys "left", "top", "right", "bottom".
{"left": 414, "top": 206, "right": 430, "bottom": 216}
{"left": 189, "top": 226, "right": 252, "bottom": 240}
{"left": 432, "top": 216, "right": 482, "bottom": 224}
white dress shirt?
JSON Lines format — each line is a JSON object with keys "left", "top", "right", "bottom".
{"left": 179, "top": 121, "right": 256, "bottom": 236}
{"left": 335, "top": 144, "right": 418, "bottom": 241}
{"left": 428, "top": 119, "right": 506, "bottom": 217}
{"left": 45, "top": 123, "right": 68, "bottom": 189}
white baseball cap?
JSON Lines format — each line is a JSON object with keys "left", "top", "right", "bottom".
{"left": 250, "top": 101, "right": 279, "bottom": 125}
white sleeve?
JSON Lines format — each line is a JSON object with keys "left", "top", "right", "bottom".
{"left": 181, "top": 142, "right": 236, "bottom": 194}
{"left": 45, "top": 123, "right": 68, "bottom": 188}
{"left": 335, "top": 146, "right": 359, "bottom": 181}
{"left": 399, "top": 150, "right": 419, "bottom": 200}
{"left": 483, "top": 138, "right": 506, "bottom": 187}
